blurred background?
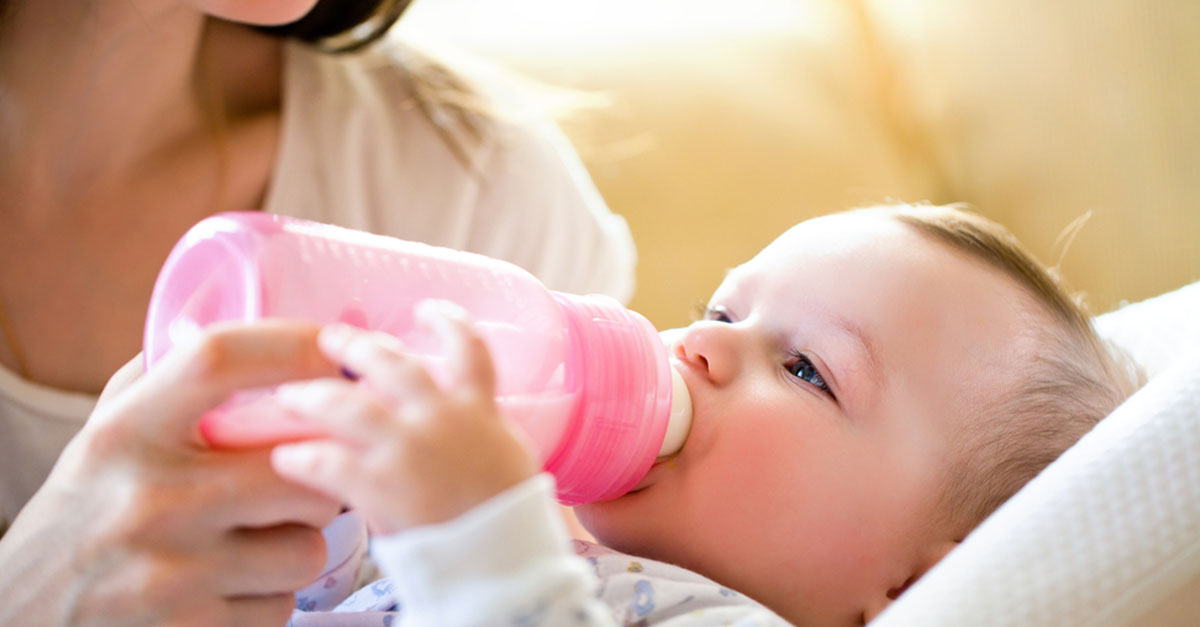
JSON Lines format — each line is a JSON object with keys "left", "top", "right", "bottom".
{"left": 402, "top": 0, "right": 1200, "bottom": 330}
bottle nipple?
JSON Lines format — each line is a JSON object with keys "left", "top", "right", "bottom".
{"left": 657, "top": 366, "right": 693, "bottom": 456}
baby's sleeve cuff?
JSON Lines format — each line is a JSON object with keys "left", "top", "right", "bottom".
{"left": 370, "top": 473, "right": 603, "bottom": 626}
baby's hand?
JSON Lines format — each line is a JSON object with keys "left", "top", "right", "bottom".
{"left": 270, "top": 301, "right": 538, "bottom": 535}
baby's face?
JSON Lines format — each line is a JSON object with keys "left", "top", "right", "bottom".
{"left": 575, "top": 211, "right": 1039, "bottom": 624}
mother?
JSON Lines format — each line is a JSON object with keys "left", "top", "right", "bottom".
{"left": 0, "top": 0, "right": 634, "bottom": 623}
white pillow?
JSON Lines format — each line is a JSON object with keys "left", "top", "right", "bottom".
{"left": 873, "top": 281, "right": 1200, "bottom": 626}
{"left": 1095, "top": 281, "right": 1200, "bottom": 378}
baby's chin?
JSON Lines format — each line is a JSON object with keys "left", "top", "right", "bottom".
{"left": 574, "top": 491, "right": 691, "bottom": 565}
{"left": 576, "top": 495, "right": 651, "bottom": 551}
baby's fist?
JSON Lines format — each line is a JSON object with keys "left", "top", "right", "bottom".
{"left": 272, "top": 301, "right": 538, "bottom": 534}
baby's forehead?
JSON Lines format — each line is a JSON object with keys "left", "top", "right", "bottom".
{"left": 744, "top": 211, "right": 1044, "bottom": 398}
{"left": 731, "top": 212, "right": 1044, "bottom": 333}
{"left": 775, "top": 212, "right": 912, "bottom": 248}
{"left": 761, "top": 212, "right": 1030, "bottom": 289}
{"left": 743, "top": 213, "right": 961, "bottom": 286}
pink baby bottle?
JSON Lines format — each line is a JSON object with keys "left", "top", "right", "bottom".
{"left": 143, "top": 212, "right": 692, "bottom": 506}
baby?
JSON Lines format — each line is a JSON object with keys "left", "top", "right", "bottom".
{"left": 268, "top": 204, "right": 1140, "bottom": 626}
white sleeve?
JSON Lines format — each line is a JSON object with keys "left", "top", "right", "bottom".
{"left": 369, "top": 474, "right": 615, "bottom": 626}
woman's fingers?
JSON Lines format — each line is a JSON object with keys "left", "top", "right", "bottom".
{"left": 198, "top": 448, "right": 343, "bottom": 531}
{"left": 219, "top": 594, "right": 297, "bottom": 627}
{"left": 98, "top": 320, "right": 339, "bottom": 447}
{"left": 215, "top": 524, "right": 329, "bottom": 596}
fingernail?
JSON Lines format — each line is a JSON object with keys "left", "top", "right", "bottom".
{"left": 415, "top": 299, "right": 470, "bottom": 326}
{"left": 272, "top": 444, "right": 311, "bottom": 469}
{"left": 416, "top": 298, "right": 464, "bottom": 318}
{"left": 319, "top": 323, "right": 356, "bottom": 353}
{"left": 274, "top": 382, "right": 308, "bottom": 404}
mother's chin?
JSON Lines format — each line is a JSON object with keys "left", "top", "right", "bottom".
{"left": 199, "top": 0, "right": 322, "bottom": 27}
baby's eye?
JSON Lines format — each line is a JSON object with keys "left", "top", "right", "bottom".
{"left": 704, "top": 305, "right": 733, "bottom": 323}
{"left": 786, "top": 350, "right": 834, "bottom": 398}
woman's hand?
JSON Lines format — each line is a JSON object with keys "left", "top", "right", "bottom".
{"left": 270, "top": 301, "right": 539, "bottom": 536}
{"left": 0, "top": 321, "right": 344, "bottom": 627}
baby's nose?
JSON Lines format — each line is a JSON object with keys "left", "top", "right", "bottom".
{"left": 671, "top": 321, "right": 742, "bottom": 385}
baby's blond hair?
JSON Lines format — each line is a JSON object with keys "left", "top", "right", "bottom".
{"left": 873, "top": 204, "right": 1142, "bottom": 535}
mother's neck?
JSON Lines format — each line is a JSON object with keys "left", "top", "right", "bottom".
{"left": 0, "top": 0, "right": 280, "bottom": 225}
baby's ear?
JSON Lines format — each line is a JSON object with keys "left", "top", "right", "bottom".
{"left": 862, "top": 539, "right": 959, "bottom": 624}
